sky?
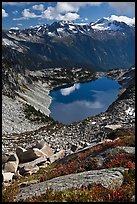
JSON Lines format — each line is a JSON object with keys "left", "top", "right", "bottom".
{"left": 2, "top": 2, "right": 135, "bottom": 30}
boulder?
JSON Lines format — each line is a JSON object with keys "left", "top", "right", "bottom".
{"left": 35, "top": 139, "right": 46, "bottom": 149}
{"left": 2, "top": 152, "right": 9, "bottom": 164}
{"left": 36, "top": 140, "right": 54, "bottom": 157}
{"left": 13, "top": 170, "right": 23, "bottom": 180}
{"left": 16, "top": 146, "right": 27, "bottom": 163}
{"left": 105, "top": 124, "right": 122, "bottom": 130}
{"left": 18, "top": 165, "right": 39, "bottom": 176}
{"left": 8, "top": 153, "right": 19, "bottom": 162}
{"left": 71, "top": 144, "right": 82, "bottom": 153}
{"left": 3, "top": 172, "right": 14, "bottom": 183}
{"left": 16, "top": 146, "right": 46, "bottom": 163}
{"left": 37, "top": 162, "right": 50, "bottom": 168}
{"left": 71, "top": 144, "right": 78, "bottom": 152}
{"left": 3, "top": 153, "right": 19, "bottom": 173}
{"left": 50, "top": 149, "right": 65, "bottom": 163}
{"left": 40, "top": 144, "right": 54, "bottom": 157}
{"left": 19, "top": 155, "right": 48, "bottom": 168}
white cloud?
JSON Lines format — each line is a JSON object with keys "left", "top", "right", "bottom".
{"left": 81, "top": 17, "right": 89, "bottom": 22}
{"left": 60, "top": 83, "right": 80, "bottom": 96}
{"left": 13, "top": 17, "right": 25, "bottom": 21}
{"left": 10, "top": 2, "right": 135, "bottom": 23}
{"left": 2, "top": 2, "right": 34, "bottom": 6}
{"left": 32, "top": 4, "right": 44, "bottom": 11}
{"left": 2, "top": 2, "right": 20, "bottom": 6}
{"left": 41, "top": 2, "right": 102, "bottom": 21}
{"left": 17, "top": 23, "right": 23, "bottom": 26}
{"left": 42, "top": 6, "right": 79, "bottom": 21}
{"left": 12, "top": 10, "right": 18, "bottom": 15}
{"left": 10, "top": 27, "right": 19, "bottom": 30}
{"left": 42, "top": 6, "right": 56, "bottom": 20}
{"left": 2, "top": 9, "right": 8, "bottom": 17}
{"left": 22, "top": 9, "right": 40, "bottom": 18}
{"left": 56, "top": 2, "right": 79, "bottom": 13}
{"left": 56, "top": 2, "right": 102, "bottom": 13}
{"left": 60, "top": 12, "right": 80, "bottom": 21}
{"left": 2, "top": 2, "right": 135, "bottom": 16}
{"left": 109, "top": 15, "right": 135, "bottom": 26}
{"left": 42, "top": 2, "right": 135, "bottom": 21}
{"left": 85, "top": 17, "right": 88, "bottom": 21}
{"left": 108, "top": 2, "right": 135, "bottom": 15}
{"left": 78, "top": 100, "right": 103, "bottom": 109}
{"left": 14, "top": 8, "right": 41, "bottom": 20}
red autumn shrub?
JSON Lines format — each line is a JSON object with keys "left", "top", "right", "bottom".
{"left": 124, "top": 161, "right": 135, "bottom": 168}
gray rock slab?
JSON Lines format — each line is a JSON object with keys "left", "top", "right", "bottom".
{"left": 19, "top": 155, "right": 48, "bottom": 168}
{"left": 15, "top": 168, "right": 125, "bottom": 201}
{"left": 116, "top": 146, "right": 135, "bottom": 154}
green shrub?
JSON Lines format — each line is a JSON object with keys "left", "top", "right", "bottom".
{"left": 23, "top": 104, "right": 55, "bottom": 124}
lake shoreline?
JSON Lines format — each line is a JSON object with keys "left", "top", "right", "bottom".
{"left": 49, "top": 76, "right": 121, "bottom": 124}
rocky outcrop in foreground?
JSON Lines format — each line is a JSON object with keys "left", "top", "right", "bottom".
{"left": 2, "top": 132, "right": 135, "bottom": 202}
{"left": 2, "top": 140, "right": 65, "bottom": 183}
{"left": 15, "top": 168, "right": 126, "bottom": 201}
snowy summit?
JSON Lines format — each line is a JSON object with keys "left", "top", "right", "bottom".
{"left": 91, "top": 15, "right": 135, "bottom": 31}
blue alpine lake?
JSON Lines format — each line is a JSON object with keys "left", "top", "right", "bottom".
{"left": 49, "top": 77, "right": 120, "bottom": 124}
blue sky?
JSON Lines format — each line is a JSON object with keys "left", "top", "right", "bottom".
{"left": 2, "top": 2, "right": 135, "bottom": 30}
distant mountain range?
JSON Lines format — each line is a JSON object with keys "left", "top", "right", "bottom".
{"left": 2, "top": 16, "right": 135, "bottom": 71}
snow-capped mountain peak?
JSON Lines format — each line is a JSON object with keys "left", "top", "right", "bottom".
{"left": 6, "top": 15, "right": 133, "bottom": 37}
{"left": 91, "top": 15, "right": 135, "bottom": 31}
{"left": 109, "top": 15, "right": 135, "bottom": 26}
